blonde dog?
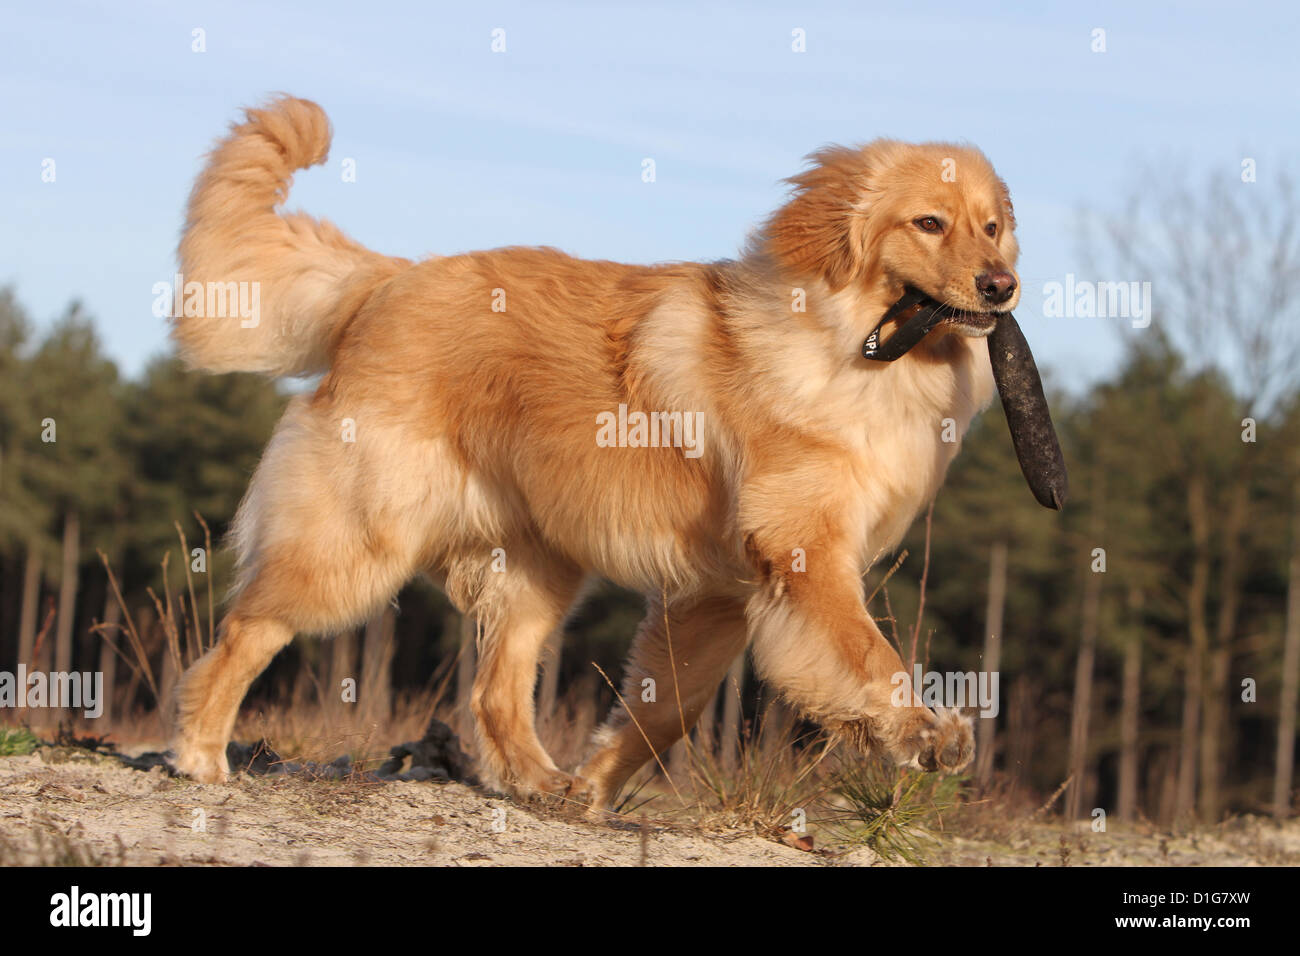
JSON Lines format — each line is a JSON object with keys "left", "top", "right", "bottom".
{"left": 170, "top": 96, "right": 1023, "bottom": 808}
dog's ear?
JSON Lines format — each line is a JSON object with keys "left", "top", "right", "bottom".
{"left": 765, "top": 146, "right": 880, "bottom": 292}
{"left": 998, "top": 177, "right": 1016, "bottom": 229}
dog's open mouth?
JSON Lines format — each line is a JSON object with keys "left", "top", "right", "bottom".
{"left": 915, "top": 293, "right": 1003, "bottom": 336}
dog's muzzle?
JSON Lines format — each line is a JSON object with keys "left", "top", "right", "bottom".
{"left": 862, "top": 289, "right": 1069, "bottom": 511}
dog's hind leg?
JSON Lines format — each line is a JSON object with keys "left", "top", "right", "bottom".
{"left": 453, "top": 546, "right": 585, "bottom": 802}
{"left": 171, "top": 614, "right": 295, "bottom": 782}
{"left": 171, "top": 398, "right": 430, "bottom": 782}
{"left": 578, "top": 594, "right": 749, "bottom": 811}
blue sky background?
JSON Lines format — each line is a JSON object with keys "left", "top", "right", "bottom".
{"left": 2, "top": 0, "right": 1296, "bottom": 393}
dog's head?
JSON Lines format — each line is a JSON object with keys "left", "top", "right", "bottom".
{"left": 765, "top": 140, "right": 1019, "bottom": 335}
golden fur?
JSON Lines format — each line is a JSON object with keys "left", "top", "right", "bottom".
{"left": 170, "top": 96, "right": 1021, "bottom": 808}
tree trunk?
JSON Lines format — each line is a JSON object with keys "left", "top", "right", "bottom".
{"left": 329, "top": 628, "right": 357, "bottom": 719}
{"left": 759, "top": 698, "right": 796, "bottom": 755}
{"left": 719, "top": 654, "right": 745, "bottom": 770}
{"left": 1116, "top": 591, "right": 1143, "bottom": 821}
{"left": 1202, "top": 481, "right": 1247, "bottom": 822}
{"left": 17, "top": 537, "right": 42, "bottom": 668}
{"left": 667, "top": 736, "right": 690, "bottom": 782}
{"left": 1201, "top": 645, "right": 1231, "bottom": 821}
{"left": 360, "top": 608, "right": 395, "bottom": 725}
{"left": 158, "top": 617, "right": 179, "bottom": 737}
{"left": 1177, "top": 474, "right": 1211, "bottom": 822}
{"left": 1065, "top": 563, "right": 1102, "bottom": 820}
{"left": 1155, "top": 748, "right": 1179, "bottom": 827}
{"left": 54, "top": 511, "right": 80, "bottom": 708}
{"left": 976, "top": 540, "right": 1007, "bottom": 790}
{"left": 98, "top": 597, "right": 122, "bottom": 726}
{"left": 691, "top": 677, "right": 717, "bottom": 771}
{"left": 455, "top": 612, "right": 477, "bottom": 728}
{"left": 1274, "top": 506, "right": 1300, "bottom": 820}
{"left": 1005, "top": 677, "right": 1034, "bottom": 789}
{"left": 695, "top": 679, "right": 716, "bottom": 748}
{"left": 537, "top": 626, "right": 563, "bottom": 718}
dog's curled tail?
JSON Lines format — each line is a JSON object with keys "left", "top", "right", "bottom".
{"left": 174, "top": 95, "right": 408, "bottom": 377}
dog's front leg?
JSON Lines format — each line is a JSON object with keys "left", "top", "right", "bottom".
{"left": 740, "top": 510, "right": 972, "bottom": 773}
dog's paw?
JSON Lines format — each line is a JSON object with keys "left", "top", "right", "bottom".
{"left": 842, "top": 704, "right": 974, "bottom": 774}
{"left": 513, "top": 769, "right": 594, "bottom": 808}
{"left": 901, "top": 707, "right": 974, "bottom": 773}
{"left": 169, "top": 741, "right": 231, "bottom": 784}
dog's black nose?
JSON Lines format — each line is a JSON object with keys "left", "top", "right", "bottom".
{"left": 976, "top": 271, "right": 1017, "bottom": 305}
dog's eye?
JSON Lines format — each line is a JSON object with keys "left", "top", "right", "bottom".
{"left": 914, "top": 216, "right": 943, "bottom": 233}
{"left": 985, "top": 222, "right": 998, "bottom": 237}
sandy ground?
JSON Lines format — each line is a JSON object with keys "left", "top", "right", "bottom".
{"left": 0, "top": 747, "right": 874, "bottom": 866}
{"left": 2, "top": 746, "right": 1296, "bottom": 866}
{"left": 924, "top": 815, "right": 1300, "bottom": 867}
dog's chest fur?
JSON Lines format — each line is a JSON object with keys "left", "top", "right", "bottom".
{"left": 636, "top": 281, "right": 996, "bottom": 575}
{"left": 742, "top": 290, "right": 997, "bottom": 569}
{"left": 764, "top": 325, "right": 996, "bottom": 572}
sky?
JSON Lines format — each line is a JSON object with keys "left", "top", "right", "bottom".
{"left": 2, "top": 0, "right": 1297, "bottom": 394}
